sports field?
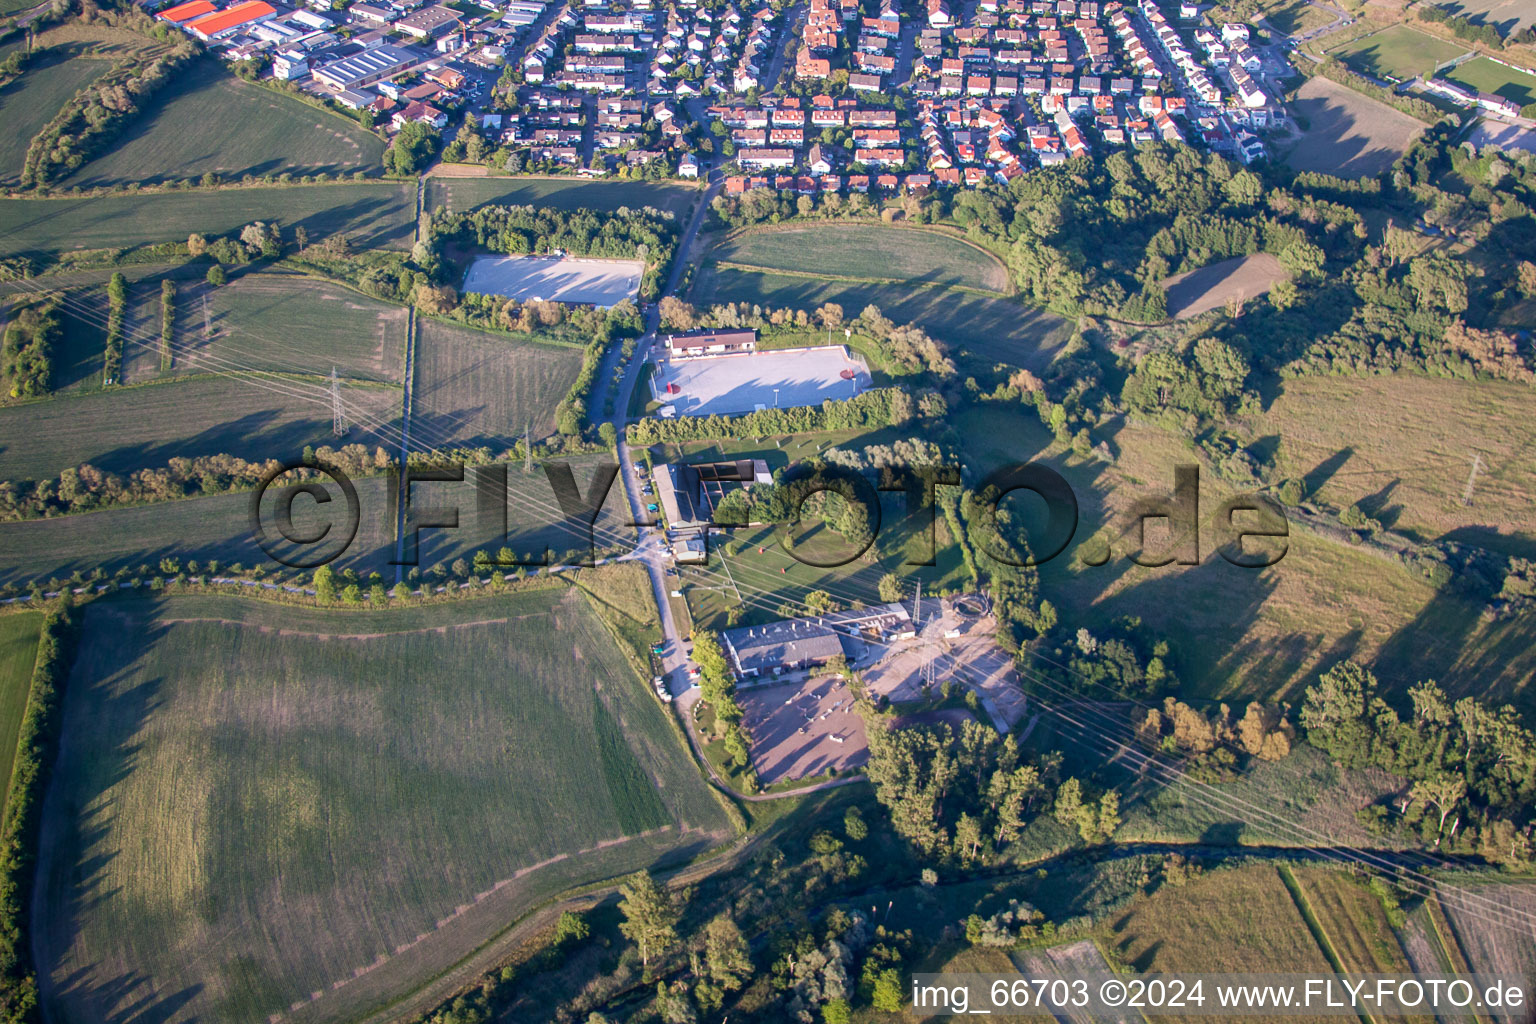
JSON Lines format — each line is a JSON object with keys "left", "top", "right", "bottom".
{"left": 1283, "top": 76, "right": 1426, "bottom": 178}
{"left": 0, "top": 183, "right": 417, "bottom": 257}
{"left": 424, "top": 176, "right": 698, "bottom": 219}
{"left": 653, "top": 346, "right": 871, "bottom": 415}
{"left": 460, "top": 254, "right": 643, "bottom": 307}
{"left": 1162, "top": 253, "right": 1290, "bottom": 318}
{"left": 1445, "top": 55, "right": 1536, "bottom": 107}
{"left": 713, "top": 224, "right": 1010, "bottom": 294}
{"left": 33, "top": 589, "right": 730, "bottom": 1024}
{"left": 0, "top": 374, "right": 401, "bottom": 483}
{"left": 0, "top": 52, "right": 112, "bottom": 186}
{"left": 692, "top": 266, "right": 1071, "bottom": 372}
{"left": 1328, "top": 24, "right": 1468, "bottom": 81}
{"left": 65, "top": 60, "right": 385, "bottom": 188}
{"left": 411, "top": 319, "right": 585, "bottom": 448}
{"left": 0, "top": 613, "right": 42, "bottom": 808}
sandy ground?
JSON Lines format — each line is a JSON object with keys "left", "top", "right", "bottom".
{"left": 651, "top": 346, "right": 873, "bottom": 416}
{"left": 1162, "top": 253, "right": 1290, "bottom": 319}
{"left": 460, "top": 254, "right": 642, "bottom": 308}
{"left": 1282, "top": 76, "right": 1425, "bottom": 179}
{"left": 739, "top": 675, "right": 868, "bottom": 784}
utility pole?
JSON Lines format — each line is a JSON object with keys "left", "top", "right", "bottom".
{"left": 1462, "top": 453, "right": 1482, "bottom": 507}
{"left": 331, "top": 366, "right": 347, "bottom": 436}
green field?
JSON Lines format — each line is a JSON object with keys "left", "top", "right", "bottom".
{"left": 65, "top": 61, "right": 385, "bottom": 188}
{"left": 425, "top": 176, "right": 700, "bottom": 219}
{"left": 0, "top": 613, "right": 42, "bottom": 808}
{"left": 0, "top": 183, "right": 416, "bottom": 257}
{"left": 1445, "top": 55, "right": 1536, "bottom": 107}
{"left": 33, "top": 588, "right": 730, "bottom": 1024}
{"left": 713, "top": 223, "right": 1010, "bottom": 293}
{"left": 0, "top": 52, "right": 112, "bottom": 185}
{"left": 953, "top": 403, "right": 1536, "bottom": 710}
{"left": 692, "top": 265, "right": 1070, "bottom": 372}
{"left": 0, "top": 374, "right": 401, "bottom": 483}
{"left": 411, "top": 318, "right": 586, "bottom": 448}
{"left": 1328, "top": 24, "right": 1468, "bottom": 81}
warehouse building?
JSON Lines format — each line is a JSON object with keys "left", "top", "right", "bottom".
{"left": 313, "top": 43, "right": 417, "bottom": 91}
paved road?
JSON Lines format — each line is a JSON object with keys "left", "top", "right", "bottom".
{"left": 607, "top": 170, "right": 723, "bottom": 703}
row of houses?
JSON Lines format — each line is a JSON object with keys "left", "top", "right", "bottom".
{"left": 1421, "top": 75, "right": 1524, "bottom": 119}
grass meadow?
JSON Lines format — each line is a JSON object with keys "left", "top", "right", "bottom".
{"left": 0, "top": 52, "right": 112, "bottom": 186}
{"left": 0, "top": 374, "right": 401, "bottom": 483}
{"left": 691, "top": 265, "right": 1071, "bottom": 372}
{"left": 1288, "top": 867, "right": 1422, "bottom": 982}
{"left": 953, "top": 403, "right": 1536, "bottom": 711}
{"left": 411, "top": 319, "right": 585, "bottom": 447}
{"left": 34, "top": 588, "right": 730, "bottom": 1024}
{"left": 424, "top": 176, "right": 699, "bottom": 219}
{"left": 713, "top": 223, "right": 1010, "bottom": 294}
{"left": 1328, "top": 24, "right": 1468, "bottom": 80}
{"left": 0, "top": 183, "right": 417, "bottom": 257}
{"left": 64, "top": 61, "right": 385, "bottom": 188}
{"left": 0, "top": 612, "right": 42, "bottom": 810}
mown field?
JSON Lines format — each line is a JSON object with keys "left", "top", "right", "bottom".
{"left": 0, "top": 183, "right": 417, "bottom": 257}
{"left": 1328, "top": 24, "right": 1468, "bottom": 80}
{"left": 425, "top": 176, "right": 699, "bottom": 219}
{"left": 953, "top": 404, "right": 1536, "bottom": 711}
{"left": 1287, "top": 867, "right": 1421, "bottom": 981}
{"left": 1261, "top": 0, "right": 1338, "bottom": 35}
{"left": 34, "top": 587, "right": 730, "bottom": 1024}
{"left": 0, "top": 51, "right": 112, "bottom": 185}
{"left": 0, "top": 612, "right": 41, "bottom": 809}
{"left": 1162, "top": 253, "right": 1289, "bottom": 319}
{"left": 0, "top": 374, "right": 401, "bottom": 483}
{"left": 1445, "top": 54, "right": 1536, "bottom": 107}
{"left": 410, "top": 319, "right": 585, "bottom": 448}
{"left": 65, "top": 61, "right": 385, "bottom": 188}
{"left": 692, "top": 265, "right": 1071, "bottom": 372}
{"left": 712, "top": 223, "right": 1010, "bottom": 294}
{"left": 1283, "top": 77, "right": 1425, "bottom": 178}
{"left": 1438, "top": 0, "right": 1536, "bottom": 34}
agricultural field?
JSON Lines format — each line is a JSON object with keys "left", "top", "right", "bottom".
{"left": 33, "top": 588, "right": 731, "bottom": 1024}
{"left": 711, "top": 224, "right": 1010, "bottom": 294}
{"left": 0, "top": 374, "right": 401, "bottom": 483}
{"left": 1436, "top": 882, "right": 1536, "bottom": 1023}
{"left": 692, "top": 265, "right": 1071, "bottom": 372}
{"left": 425, "top": 176, "right": 699, "bottom": 219}
{"left": 1286, "top": 867, "right": 1419, "bottom": 982}
{"left": 1162, "top": 253, "right": 1290, "bottom": 318}
{"left": 461, "top": 254, "right": 642, "bottom": 308}
{"left": 65, "top": 60, "right": 385, "bottom": 188}
{"left": 1445, "top": 54, "right": 1536, "bottom": 107}
{"left": 1439, "top": 0, "right": 1536, "bottom": 34}
{"left": 0, "top": 182, "right": 417, "bottom": 258}
{"left": 1328, "top": 24, "right": 1468, "bottom": 81}
{"left": 410, "top": 318, "right": 585, "bottom": 448}
{"left": 0, "top": 475, "right": 400, "bottom": 586}
{"left": 0, "top": 612, "right": 42, "bottom": 807}
{"left": 1283, "top": 77, "right": 1426, "bottom": 178}
{"left": 953, "top": 404, "right": 1536, "bottom": 710}
{"left": 1260, "top": 0, "right": 1339, "bottom": 36}
{"left": 0, "top": 51, "right": 112, "bottom": 185}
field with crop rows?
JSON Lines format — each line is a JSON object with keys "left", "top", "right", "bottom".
{"left": 425, "top": 176, "right": 699, "bottom": 219}
{"left": 0, "top": 612, "right": 41, "bottom": 808}
{"left": 713, "top": 223, "right": 1010, "bottom": 293}
{"left": 33, "top": 588, "right": 729, "bottom": 1024}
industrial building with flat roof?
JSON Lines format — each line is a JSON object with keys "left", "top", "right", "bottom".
{"left": 313, "top": 43, "right": 418, "bottom": 91}
{"left": 721, "top": 602, "right": 914, "bottom": 680}
{"left": 185, "top": 0, "right": 275, "bottom": 37}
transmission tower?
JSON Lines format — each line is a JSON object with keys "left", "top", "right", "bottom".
{"left": 524, "top": 420, "right": 533, "bottom": 473}
{"left": 1461, "top": 454, "right": 1482, "bottom": 507}
{"left": 331, "top": 366, "right": 347, "bottom": 436}
{"left": 201, "top": 294, "right": 210, "bottom": 341}
{"left": 913, "top": 579, "right": 921, "bottom": 625}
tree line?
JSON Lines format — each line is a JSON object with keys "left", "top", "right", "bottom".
{"left": 0, "top": 298, "right": 60, "bottom": 400}
{"left": 629, "top": 387, "right": 922, "bottom": 445}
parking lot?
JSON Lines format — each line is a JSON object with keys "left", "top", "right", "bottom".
{"left": 651, "top": 346, "right": 872, "bottom": 416}
{"left": 738, "top": 675, "right": 868, "bottom": 785}
{"left": 460, "top": 254, "right": 643, "bottom": 307}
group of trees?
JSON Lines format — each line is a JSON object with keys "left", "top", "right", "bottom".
{"left": 862, "top": 715, "right": 1069, "bottom": 862}
{"left": 1300, "top": 661, "right": 1535, "bottom": 867}
{"left": 102, "top": 271, "right": 127, "bottom": 384}
{"left": 20, "top": 43, "right": 199, "bottom": 188}
{"left": 690, "top": 631, "right": 756, "bottom": 785}
{"left": 384, "top": 121, "right": 440, "bottom": 176}
{"left": 0, "top": 604, "right": 74, "bottom": 1022}
{"left": 0, "top": 298, "right": 60, "bottom": 399}
{"left": 631, "top": 386, "right": 921, "bottom": 445}
{"left": 1134, "top": 695, "right": 1295, "bottom": 778}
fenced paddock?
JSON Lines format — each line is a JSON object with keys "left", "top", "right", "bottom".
{"left": 461, "top": 254, "right": 643, "bottom": 307}
{"left": 651, "top": 346, "right": 872, "bottom": 416}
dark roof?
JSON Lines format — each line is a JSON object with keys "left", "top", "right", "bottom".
{"left": 722, "top": 620, "right": 848, "bottom": 673}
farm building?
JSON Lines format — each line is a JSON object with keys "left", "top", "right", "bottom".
{"left": 652, "top": 462, "right": 710, "bottom": 530}
{"left": 664, "top": 328, "right": 757, "bottom": 358}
